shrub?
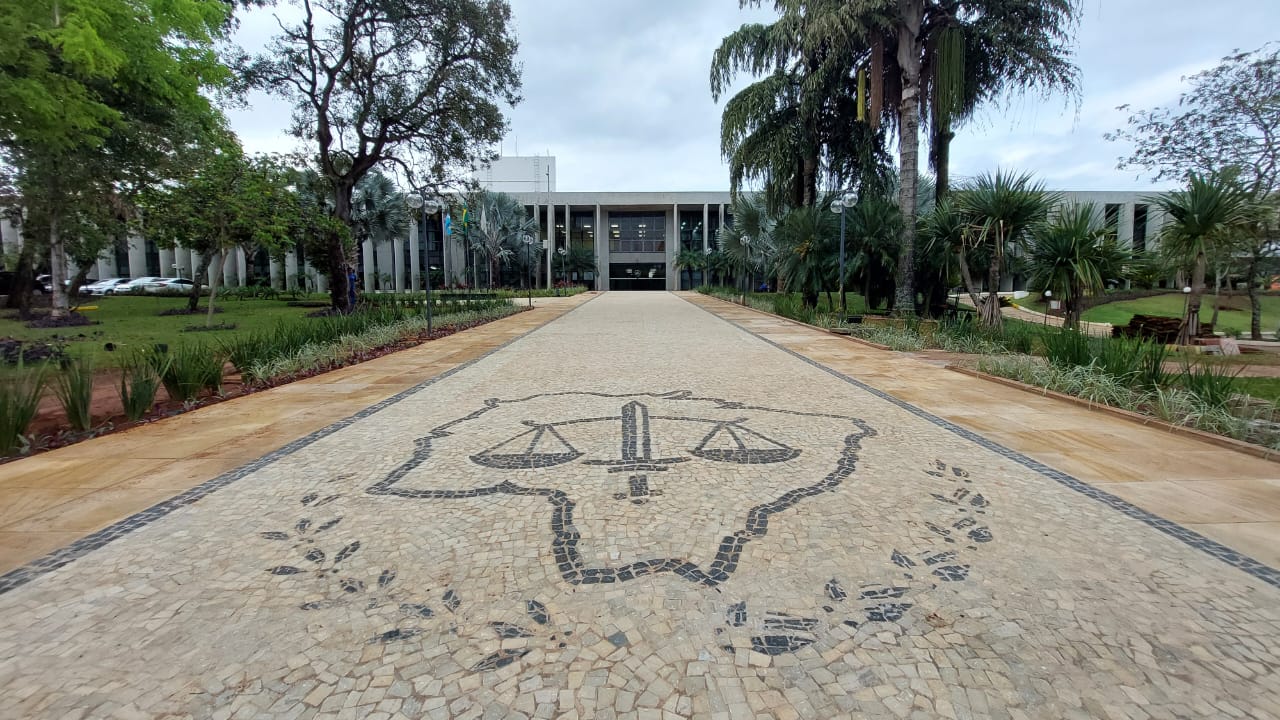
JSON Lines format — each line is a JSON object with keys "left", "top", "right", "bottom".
{"left": 1177, "top": 360, "right": 1240, "bottom": 408}
{"left": 53, "top": 355, "right": 95, "bottom": 431}
{"left": 151, "top": 342, "right": 224, "bottom": 402}
{"left": 1041, "top": 328, "right": 1093, "bottom": 367}
{"left": 119, "top": 349, "right": 165, "bottom": 421}
{"left": 0, "top": 361, "right": 47, "bottom": 456}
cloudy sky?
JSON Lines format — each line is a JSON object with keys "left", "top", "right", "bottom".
{"left": 227, "top": 1, "right": 1279, "bottom": 193}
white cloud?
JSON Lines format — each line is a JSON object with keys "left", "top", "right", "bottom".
{"left": 225, "top": 0, "right": 1280, "bottom": 192}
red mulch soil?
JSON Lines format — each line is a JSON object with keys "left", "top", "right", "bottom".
{"left": 6, "top": 311, "right": 524, "bottom": 462}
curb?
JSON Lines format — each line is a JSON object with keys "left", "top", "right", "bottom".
{"left": 945, "top": 364, "right": 1280, "bottom": 463}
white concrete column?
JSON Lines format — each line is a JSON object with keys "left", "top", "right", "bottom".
{"left": 392, "top": 233, "right": 405, "bottom": 292}
{"left": 702, "top": 204, "right": 709, "bottom": 251}
{"left": 127, "top": 234, "right": 147, "bottom": 278}
{"left": 409, "top": 219, "right": 421, "bottom": 292}
{"left": 375, "top": 239, "right": 394, "bottom": 291}
{"left": 362, "top": 239, "right": 375, "bottom": 291}
{"left": 269, "top": 257, "right": 283, "bottom": 289}
{"left": 595, "top": 204, "right": 606, "bottom": 291}
{"left": 158, "top": 247, "right": 175, "bottom": 278}
{"left": 235, "top": 248, "right": 248, "bottom": 287}
{"left": 285, "top": 251, "right": 299, "bottom": 290}
{"left": 667, "top": 205, "right": 678, "bottom": 291}
{"left": 545, "top": 201, "right": 553, "bottom": 289}
{"left": 221, "top": 251, "right": 237, "bottom": 288}
{"left": 719, "top": 203, "right": 726, "bottom": 233}
{"left": 96, "top": 257, "right": 113, "bottom": 281}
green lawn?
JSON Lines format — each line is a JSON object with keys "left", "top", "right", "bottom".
{"left": 1016, "top": 292, "right": 1280, "bottom": 337}
{"left": 1, "top": 295, "right": 317, "bottom": 367}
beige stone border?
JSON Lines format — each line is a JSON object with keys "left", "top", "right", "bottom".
{"left": 947, "top": 364, "right": 1280, "bottom": 463}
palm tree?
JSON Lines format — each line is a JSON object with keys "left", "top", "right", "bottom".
{"left": 351, "top": 172, "right": 409, "bottom": 290}
{"left": 563, "top": 245, "right": 598, "bottom": 286}
{"left": 462, "top": 191, "right": 535, "bottom": 289}
{"left": 674, "top": 248, "right": 706, "bottom": 290}
{"left": 1150, "top": 173, "right": 1253, "bottom": 344}
{"left": 954, "top": 170, "right": 1054, "bottom": 328}
{"left": 711, "top": 2, "right": 889, "bottom": 211}
{"left": 1025, "top": 203, "right": 1128, "bottom": 328}
{"left": 843, "top": 195, "right": 903, "bottom": 312}
{"left": 718, "top": 194, "right": 776, "bottom": 298}
{"left": 773, "top": 200, "right": 838, "bottom": 308}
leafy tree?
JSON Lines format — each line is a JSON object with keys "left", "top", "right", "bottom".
{"left": 1025, "top": 203, "right": 1128, "bottom": 328}
{"left": 0, "top": 0, "right": 231, "bottom": 318}
{"left": 146, "top": 146, "right": 300, "bottom": 321}
{"left": 247, "top": 0, "right": 521, "bottom": 311}
{"left": 1110, "top": 43, "right": 1280, "bottom": 339}
{"left": 954, "top": 170, "right": 1053, "bottom": 328}
{"left": 1149, "top": 173, "right": 1253, "bottom": 345}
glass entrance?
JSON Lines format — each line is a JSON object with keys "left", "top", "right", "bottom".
{"left": 609, "top": 263, "right": 666, "bottom": 291}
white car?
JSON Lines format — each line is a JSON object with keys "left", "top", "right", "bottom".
{"left": 108, "top": 277, "right": 165, "bottom": 294}
{"left": 143, "top": 278, "right": 200, "bottom": 294}
{"left": 80, "top": 278, "right": 131, "bottom": 295}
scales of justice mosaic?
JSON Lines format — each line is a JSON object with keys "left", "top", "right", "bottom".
{"left": 367, "top": 391, "right": 878, "bottom": 587}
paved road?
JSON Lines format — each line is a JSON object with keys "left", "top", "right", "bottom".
{"left": 0, "top": 292, "right": 1278, "bottom": 719}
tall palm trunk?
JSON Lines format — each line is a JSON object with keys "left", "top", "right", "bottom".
{"left": 893, "top": 0, "right": 924, "bottom": 317}
{"left": 1248, "top": 251, "right": 1262, "bottom": 340}
{"left": 1179, "top": 252, "right": 1207, "bottom": 345}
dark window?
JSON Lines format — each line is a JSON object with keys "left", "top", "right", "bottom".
{"left": 608, "top": 262, "right": 665, "bottom": 290}
{"left": 1104, "top": 203, "right": 1122, "bottom": 242}
{"left": 608, "top": 212, "right": 666, "bottom": 254}
{"left": 144, "top": 239, "right": 160, "bottom": 276}
{"left": 113, "top": 242, "right": 129, "bottom": 277}
{"left": 570, "top": 211, "right": 594, "bottom": 248}
{"left": 679, "top": 210, "right": 703, "bottom": 250}
{"left": 1132, "top": 204, "right": 1148, "bottom": 253}
{"left": 707, "top": 208, "right": 723, "bottom": 249}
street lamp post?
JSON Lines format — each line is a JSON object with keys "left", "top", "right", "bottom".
{"left": 556, "top": 247, "right": 567, "bottom": 296}
{"left": 740, "top": 235, "right": 753, "bottom": 303}
{"left": 406, "top": 193, "right": 442, "bottom": 335}
{"left": 523, "top": 235, "right": 537, "bottom": 308}
{"left": 829, "top": 192, "right": 858, "bottom": 316}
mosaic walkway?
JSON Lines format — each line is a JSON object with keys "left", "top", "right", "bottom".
{"left": 1, "top": 292, "right": 1279, "bottom": 719}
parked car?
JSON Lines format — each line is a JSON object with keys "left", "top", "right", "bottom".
{"left": 108, "top": 277, "right": 165, "bottom": 294}
{"left": 80, "top": 278, "right": 131, "bottom": 295}
{"left": 34, "top": 274, "right": 52, "bottom": 294}
{"left": 143, "top": 278, "right": 200, "bottom": 294}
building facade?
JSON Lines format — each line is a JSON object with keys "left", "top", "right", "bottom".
{"left": 0, "top": 189, "right": 1168, "bottom": 295}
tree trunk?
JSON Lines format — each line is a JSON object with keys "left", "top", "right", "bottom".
{"left": 328, "top": 180, "right": 355, "bottom": 312}
{"left": 1208, "top": 269, "right": 1223, "bottom": 332}
{"left": 207, "top": 249, "right": 225, "bottom": 327}
{"left": 801, "top": 153, "right": 818, "bottom": 208}
{"left": 1249, "top": 251, "right": 1262, "bottom": 340}
{"left": 188, "top": 254, "right": 210, "bottom": 312}
{"left": 892, "top": 0, "right": 924, "bottom": 318}
{"left": 48, "top": 211, "right": 69, "bottom": 319}
{"left": 6, "top": 243, "right": 37, "bottom": 319}
{"left": 980, "top": 255, "right": 1003, "bottom": 329}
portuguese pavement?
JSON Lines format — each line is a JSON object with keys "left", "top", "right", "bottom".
{"left": 0, "top": 291, "right": 1278, "bottom": 720}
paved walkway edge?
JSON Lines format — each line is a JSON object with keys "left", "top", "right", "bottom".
{"left": 681, "top": 292, "right": 1280, "bottom": 590}
{"left": 0, "top": 295, "right": 601, "bottom": 596}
